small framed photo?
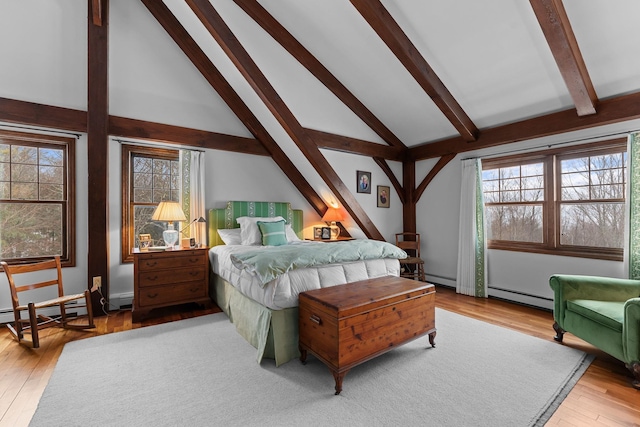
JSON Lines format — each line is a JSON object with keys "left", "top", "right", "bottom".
{"left": 356, "top": 170, "right": 372, "bottom": 194}
{"left": 321, "top": 227, "right": 332, "bottom": 240}
{"left": 139, "top": 234, "right": 152, "bottom": 251}
{"left": 314, "top": 226, "right": 323, "bottom": 240}
{"left": 377, "top": 185, "right": 390, "bottom": 208}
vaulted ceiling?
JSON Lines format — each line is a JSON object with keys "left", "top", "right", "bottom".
{"left": 147, "top": 0, "right": 640, "bottom": 157}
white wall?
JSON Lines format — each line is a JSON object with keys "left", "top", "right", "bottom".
{"left": 420, "top": 122, "right": 640, "bottom": 309}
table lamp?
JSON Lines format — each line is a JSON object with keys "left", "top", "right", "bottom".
{"left": 151, "top": 201, "right": 186, "bottom": 249}
{"left": 321, "top": 207, "right": 344, "bottom": 240}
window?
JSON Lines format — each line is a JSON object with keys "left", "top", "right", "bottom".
{"left": 482, "top": 139, "right": 626, "bottom": 260}
{"left": 0, "top": 130, "right": 75, "bottom": 265}
{"left": 121, "top": 145, "right": 180, "bottom": 262}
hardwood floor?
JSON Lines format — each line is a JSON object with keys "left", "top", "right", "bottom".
{"left": 1, "top": 286, "right": 639, "bottom": 426}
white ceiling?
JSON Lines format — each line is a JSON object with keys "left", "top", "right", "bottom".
{"left": 161, "top": 0, "right": 640, "bottom": 148}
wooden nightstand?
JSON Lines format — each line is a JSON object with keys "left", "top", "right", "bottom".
{"left": 132, "top": 247, "right": 211, "bottom": 322}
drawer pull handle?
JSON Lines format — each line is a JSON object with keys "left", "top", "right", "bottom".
{"left": 146, "top": 261, "right": 157, "bottom": 267}
{"left": 146, "top": 275, "right": 158, "bottom": 281}
{"left": 189, "top": 258, "right": 199, "bottom": 263}
{"left": 309, "top": 314, "right": 322, "bottom": 325}
{"left": 147, "top": 293, "right": 158, "bottom": 299}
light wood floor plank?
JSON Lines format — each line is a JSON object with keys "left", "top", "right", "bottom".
{"left": 1, "top": 287, "right": 639, "bottom": 426}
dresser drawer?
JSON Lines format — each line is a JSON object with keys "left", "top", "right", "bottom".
{"left": 138, "top": 266, "right": 206, "bottom": 287}
{"left": 137, "top": 252, "right": 206, "bottom": 271}
{"left": 138, "top": 282, "right": 206, "bottom": 307}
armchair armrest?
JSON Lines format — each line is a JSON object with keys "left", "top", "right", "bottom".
{"left": 624, "top": 298, "right": 640, "bottom": 363}
{"left": 549, "top": 274, "right": 640, "bottom": 326}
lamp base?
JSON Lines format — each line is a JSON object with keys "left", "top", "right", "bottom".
{"left": 163, "top": 229, "right": 179, "bottom": 249}
{"left": 329, "top": 223, "right": 340, "bottom": 240}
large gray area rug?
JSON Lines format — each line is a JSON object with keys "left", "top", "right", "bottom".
{"left": 30, "top": 309, "right": 592, "bottom": 427}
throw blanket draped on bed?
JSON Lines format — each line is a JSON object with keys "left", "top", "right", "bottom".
{"left": 230, "top": 240, "right": 407, "bottom": 285}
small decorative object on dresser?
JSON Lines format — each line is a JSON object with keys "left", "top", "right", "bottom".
{"left": 138, "top": 234, "right": 151, "bottom": 251}
{"left": 132, "top": 247, "right": 211, "bottom": 322}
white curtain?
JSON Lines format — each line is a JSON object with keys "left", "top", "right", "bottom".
{"left": 189, "top": 150, "right": 207, "bottom": 246}
{"left": 624, "top": 132, "right": 640, "bottom": 279}
{"left": 456, "top": 158, "right": 487, "bottom": 297}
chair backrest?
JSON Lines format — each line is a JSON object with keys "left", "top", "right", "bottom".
{"left": 395, "top": 233, "right": 421, "bottom": 258}
{"left": 1, "top": 256, "right": 64, "bottom": 310}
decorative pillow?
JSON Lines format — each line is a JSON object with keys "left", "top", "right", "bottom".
{"left": 285, "top": 224, "right": 301, "bottom": 242}
{"left": 257, "top": 219, "right": 288, "bottom": 246}
{"left": 217, "top": 228, "right": 242, "bottom": 245}
{"left": 236, "top": 216, "right": 285, "bottom": 245}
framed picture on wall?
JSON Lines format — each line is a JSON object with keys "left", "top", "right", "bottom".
{"left": 357, "top": 170, "right": 372, "bottom": 194}
{"left": 377, "top": 185, "right": 390, "bottom": 208}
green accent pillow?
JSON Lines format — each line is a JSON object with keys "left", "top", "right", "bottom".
{"left": 257, "top": 220, "right": 288, "bottom": 246}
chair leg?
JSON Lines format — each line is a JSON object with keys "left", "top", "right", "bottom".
{"left": 85, "top": 290, "right": 95, "bottom": 328}
{"left": 627, "top": 362, "right": 640, "bottom": 390}
{"left": 28, "top": 302, "right": 40, "bottom": 349}
{"left": 553, "top": 322, "right": 565, "bottom": 343}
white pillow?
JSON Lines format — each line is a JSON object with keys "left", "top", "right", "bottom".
{"left": 236, "top": 216, "right": 285, "bottom": 245}
{"left": 285, "top": 224, "right": 301, "bottom": 242}
{"left": 217, "top": 228, "right": 242, "bottom": 245}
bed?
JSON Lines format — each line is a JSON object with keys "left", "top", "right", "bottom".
{"left": 207, "top": 201, "right": 405, "bottom": 366}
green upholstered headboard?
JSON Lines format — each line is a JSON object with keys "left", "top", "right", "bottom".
{"left": 208, "top": 201, "right": 303, "bottom": 247}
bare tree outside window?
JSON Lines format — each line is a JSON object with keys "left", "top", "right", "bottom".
{"left": 0, "top": 130, "right": 74, "bottom": 264}
{"left": 481, "top": 139, "right": 626, "bottom": 261}
{"left": 121, "top": 145, "right": 180, "bottom": 263}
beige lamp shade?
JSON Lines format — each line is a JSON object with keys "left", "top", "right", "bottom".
{"left": 151, "top": 201, "right": 186, "bottom": 248}
{"left": 151, "top": 201, "right": 187, "bottom": 223}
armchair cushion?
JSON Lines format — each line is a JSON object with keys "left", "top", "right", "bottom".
{"left": 566, "top": 299, "right": 624, "bottom": 332}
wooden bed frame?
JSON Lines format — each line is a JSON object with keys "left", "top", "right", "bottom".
{"left": 207, "top": 201, "right": 304, "bottom": 366}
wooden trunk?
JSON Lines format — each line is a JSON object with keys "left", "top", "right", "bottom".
{"left": 298, "top": 276, "right": 436, "bottom": 394}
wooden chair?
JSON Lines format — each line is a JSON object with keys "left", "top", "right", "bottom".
{"left": 1, "top": 256, "right": 95, "bottom": 348}
{"left": 395, "top": 232, "right": 426, "bottom": 282}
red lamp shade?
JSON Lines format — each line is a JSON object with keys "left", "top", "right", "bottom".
{"left": 321, "top": 208, "right": 344, "bottom": 223}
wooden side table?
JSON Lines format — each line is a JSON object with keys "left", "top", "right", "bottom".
{"left": 132, "top": 247, "right": 211, "bottom": 322}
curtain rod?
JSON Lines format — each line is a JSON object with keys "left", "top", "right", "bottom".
{"left": 0, "top": 122, "right": 81, "bottom": 139}
{"left": 113, "top": 137, "right": 204, "bottom": 153}
{"left": 461, "top": 128, "right": 640, "bottom": 161}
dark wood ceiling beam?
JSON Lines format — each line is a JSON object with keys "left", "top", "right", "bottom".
{"left": 530, "top": 0, "right": 597, "bottom": 116}
{"left": 306, "top": 128, "right": 404, "bottom": 161}
{"left": 415, "top": 153, "right": 456, "bottom": 201}
{"left": 140, "top": 0, "right": 326, "bottom": 215}
{"left": 373, "top": 157, "right": 404, "bottom": 204}
{"left": 87, "top": 0, "right": 110, "bottom": 313}
{"left": 410, "top": 90, "right": 640, "bottom": 160}
{"left": 92, "top": 0, "right": 104, "bottom": 26}
{"left": 109, "top": 116, "right": 268, "bottom": 155}
{"left": 186, "top": 0, "right": 384, "bottom": 240}
{"left": 0, "top": 97, "right": 87, "bottom": 132}
{"left": 233, "top": 0, "right": 406, "bottom": 150}
{"left": 349, "top": 0, "right": 478, "bottom": 142}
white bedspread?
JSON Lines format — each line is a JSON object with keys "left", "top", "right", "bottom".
{"left": 208, "top": 241, "right": 400, "bottom": 310}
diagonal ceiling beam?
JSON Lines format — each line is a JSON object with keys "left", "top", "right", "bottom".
{"left": 530, "top": 0, "right": 597, "bottom": 116}
{"left": 349, "top": 0, "right": 478, "bottom": 142}
{"left": 186, "top": 0, "right": 384, "bottom": 240}
{"left": 415, "top": 153, "right": 455, "bottom": 201}
{"left": 234, "top": 0, "right": 406, "bottom": 150}
{"left": 409, "top": 90, "right": 640, "bottom": 160}
{"left": 139, "top": 0, "right": 326, "bottom": 216}
{"left": 373, "top": 157, "right": 404, "bottom": 204}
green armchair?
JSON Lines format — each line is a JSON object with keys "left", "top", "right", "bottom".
{"left": 549, "top": 274, "right": 640, "bottom": 389}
